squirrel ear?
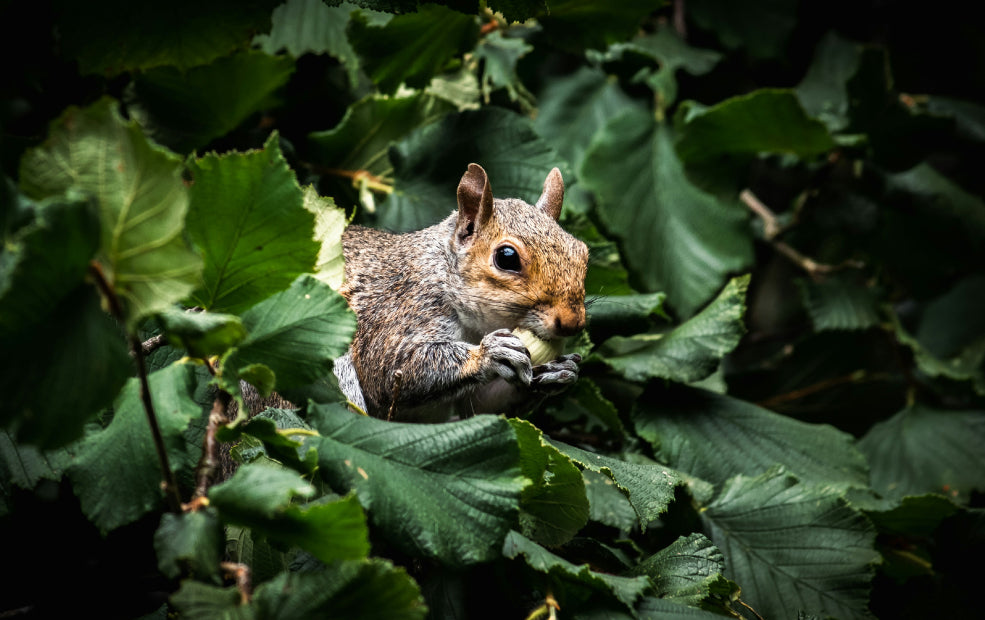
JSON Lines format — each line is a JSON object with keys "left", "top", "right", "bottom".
{"left": 456, "top": 163, "right": 494, "bottom": 241}
{"left": 535, "top": 167, "right": 564, "bottom": 220}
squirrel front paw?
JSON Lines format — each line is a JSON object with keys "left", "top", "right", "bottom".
{"left": 531, "top": 353, "right": 581, "bottom": 394}
{"left": 477, "top": 328, "right": 533, "bottom": 386}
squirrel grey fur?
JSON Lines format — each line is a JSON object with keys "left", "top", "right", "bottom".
{"left": 332, "top": 163, "right": 588, "bottom": 422}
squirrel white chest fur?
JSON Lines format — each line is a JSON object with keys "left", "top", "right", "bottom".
{"left": 334, "top": 164, "right": 588, "bottom": 422}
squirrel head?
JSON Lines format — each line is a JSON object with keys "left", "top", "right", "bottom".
{"left": 452, "top": 163, "right": 588, "bottom": 341}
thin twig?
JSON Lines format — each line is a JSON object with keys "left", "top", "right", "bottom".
{"left": 757, "top": 370, "right": 889, "bottom": 409}
{"left": 736, "top": 598, "right": 765, "bottom": 620}
{"left": 673, "top": 0, "right": 687, "bottom": 39}
{"left": 140, "top": 334, "right": 167, "bottom": 356}
{"left": 305, "top": 165, "right": 393, "bottom": 194}
{"left": 190, "top": 391, "right": 231, "bottom": 503}
{"left": 221, "top": 562, "right": 253, "bottom": 604}
{"left": 89, "top": 261, "right": 183, "bottom": 513}
{"left": 739, "top": 189, "right": 864, "bottom": 278}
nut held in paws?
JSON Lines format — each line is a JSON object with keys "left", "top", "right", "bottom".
{"left": 512, "top": 328, "right": 564, "bottom": 366}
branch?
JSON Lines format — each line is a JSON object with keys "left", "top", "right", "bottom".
{"left": 221, "top": 562, "right": 253, "bottom": 604}
{"left": 305, "top": 165, "right": 393, "bottom": 194}
{"left": 89, "top": 261, "right": 183, "bottom": 513}
{"left": 189, "top": 390, "right": 231, "bottom": 505}
{"left": 739, "top": 190, "right": 864, "bottom": 279}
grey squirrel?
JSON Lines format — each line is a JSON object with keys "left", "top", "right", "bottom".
{"left": 332, "top": 163, "right": 589, "bottom": 422}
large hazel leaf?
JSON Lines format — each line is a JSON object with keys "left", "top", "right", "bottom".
{"left": 858, "top": 403, "right": 985, "bottom": 503}
{"left": 797, "top": 274, "right": 881, "bottom": 332}
{"left": 209, "top": 463, "right": 370, "bottom": 564}
{"left": 67, "top": 363, "right": 202, "bottom": 532}
{"left": 379, "top": 107, "right": 567, "bottom": 231}
{"left": 220, "top": 275, "right": 356, "bottom": 396}
{"left": 510, "top": 419, "right": 589, "bottom": 547}
{"left": 348, "top": 3, "right": 478, "bottom": 94}
{"left": 186, "top": 134, "right": 318, "bottom": 314}
{"left": 252, "top": 559, "right": 426, "bottom": 620}
{"left": 633, "top": 383, "right": 869, "bottom": 491}
{"left": 255, "top": 0, "right": 362, "bottom": 86}
{"left": 19, "top": 98, "right": 203, "bottom": 328}
{"left": 549, "top": 440, "right": 680, "bottom": 529}
{"left": 674, "top": 89, "right": 835, "bottom": 164}
{"left": 536, "top": 0, "right": 665, "bottom": 53}
{"left": 307, "top": 92, "right": 454, "bottom": 178}
{"left": 305, "top": 402, "right": 526, "bottom": 566}
{"left": 700, "top": 468, "right": 878, "bottom": 620}
{"left": 128, "top": 51, "right": 295, "bottom": 153}
{"left": 55, "top": 0, "right": 278, "bottom": 75}
{"left": 598, "top": 275, "right": 748, "bottom": 383}
{"left": 533, "top": 66, "right": 644, "bottom": 172}
{"left": 580, "top": 112, "right": 752, "bottom": 317}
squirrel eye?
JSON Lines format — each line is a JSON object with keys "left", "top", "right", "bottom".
{"left": 494, "top": 245, "right": 522, "bottom": 272}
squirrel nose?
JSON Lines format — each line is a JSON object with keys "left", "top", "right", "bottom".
{"left": 553, "top": 306, "right": 585, "bottom": 337}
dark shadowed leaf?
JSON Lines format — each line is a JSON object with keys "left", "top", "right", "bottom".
{"left": 68, "top": 363, "right": 202, "bottom": 532}
{"left": 154, "top": 510, "right": 224, "bottom": 584}
{"left": 858, "top": 403, "right": 985, "bottom": 503}
{"left": 634, "top": 384, "right": 869, "bottom": 490}
{"left": 700, "top": 468, "right": 878, "bottom": 620}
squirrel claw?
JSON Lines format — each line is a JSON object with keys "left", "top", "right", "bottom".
{"left": 531, "top": 353, "right": 581, "bottom": 391}
{"left": 480, "top": 329, "right": 533, "bottom": 386}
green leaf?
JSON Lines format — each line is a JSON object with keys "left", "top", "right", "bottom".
{"left": 797, "top": 275, "right": 881, "bottom": 332}
{"left": 170, "top": 580, "right": 253, "bottom": 620}
{"left": 700, "top": 468, "right": 878, "bottom": 620}
{"left": 862, "top": 494, "right": 960, "bottom": 538}
{"left": 675, "top": 89, "right": 836, "bottom": 164}
{"left": 303, "top": 187, "right": 348, "bottom": 291}
{"left": 0, "top": 429, "right": 67, "bottom": 490}
{"left": 306, "top": 402, "right": 526, "bottom": 565}
{"left": 605, "top": 25, "right": 722, "bottom": 105}
{"left": 379, "top": 107, "right": 566, "bottom": 231}
{"left": 581, "top": 470, "right": 636, "bottom": 531}
{"left": 537, "top": 0, "right": 666, "bottom": 53}
{"left": 502, "top": 530, "right": 651, "bottom": 610}
{"left": 550, "top": 440, "right": 680, "bottom": 529}
{"left": 187, "top": 133, "right": 318, "bottom": 314}
{"left": 633, "top": 384, "right": 869, "bottom": 490}
{"left": 796, "top": 31, "right": 866, "bottom": 132}
{"left": 891, "top": 311, "right": 985, "bottom": 395}
{"left": 159, "top": 308, "right": 247, "bottom": 359}
{"left": 220, "top": 275, "right": 356, "bottom": 394}
{"left": 510, "top": 419, "right": 589, "bottom": 547}
{"left": 580, "top": 112, "right": 753, "bottom": 317}
{"left": 0, "top": 194, "right": 98, "bottom": 338}
{"left": 255, "top": 0, "right": 362, "bottom": 86}
{"left": 67, "top": 363, "right": 202, "bottom": 532}
{"left": 685, "top": 0, "right": 798, "bottom": 60}
{"left": 598, "top": 275, "right": 748, "bottom": 383}
{"left": 210, "top": 463, "right": 370, "bottom": 564}
{"left": 634, "top": 597, "right": 738, "bottom": 619}
{"left": 154, "top": 510, "right": 223, "bottom": 584}
{"left": 128, "top": 51, "right": 295, "bottom": 153}
{"left": 858, "top": 403, "right": 985, "bottom": 503}
{"left": 629, "top": 533, "right": 725, "bottom": 607}
{"left": 19, "top": 98, "right": 203, "bottom": 328}
{"left": 1, "top": 286, "right": 131, "bottom": 448}
{"left": 252, "top": 559, "right": 426, "bottom": 620}
{"left": 307, "top": 92, "right": 454, "bottom": 178}
{"left": 474, "top": 30, "right": 534, "bottom": 108}
{"left": 349, "top": 3, "right": 478, "bottom": 94}
{"left": 54, "top": 0, "right": 278, "bottom": 75}
{"left": 533, "top": 66, "right": 644, "bottom": 177}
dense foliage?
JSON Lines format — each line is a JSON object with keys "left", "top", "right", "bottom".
{"left": 2, "top": 1, "right": 984, "bottom": 618}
